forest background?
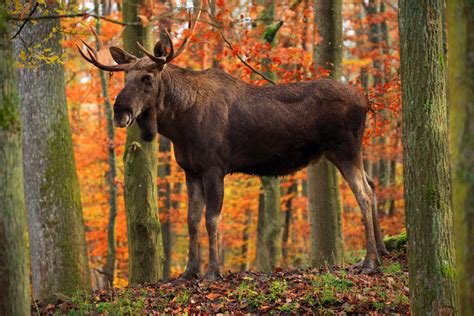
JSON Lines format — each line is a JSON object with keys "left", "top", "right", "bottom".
{"left": 10, "top": 0, "right": 404, "bottom": 288}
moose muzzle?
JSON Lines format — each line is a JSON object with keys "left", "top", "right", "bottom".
{"left": 114, "top": 109, "right": 134, "bottom": 128}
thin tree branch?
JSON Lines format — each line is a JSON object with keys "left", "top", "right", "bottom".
{"left": 169, "top": 16, "right": 220, "bottom": 28}
{"left": 11, "top": 1, "right": 39, "bottom": 39}
{"left": 9, "top": 12, "right": 141, "bottom": 26}
{"left": 218, "top": 29, "right": 276, "bottom": 85}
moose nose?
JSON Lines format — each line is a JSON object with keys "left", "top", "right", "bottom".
{"left": 114, "top": 111, "right": 132, "bottom": 128}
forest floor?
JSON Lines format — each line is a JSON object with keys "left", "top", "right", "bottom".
{"left": 32, "top": 249, "right": 409, "bottom": 315}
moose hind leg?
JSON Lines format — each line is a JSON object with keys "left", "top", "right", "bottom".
{"left": 202, "top": 167, "right": 225, "bottom": 280}
{"left": 365, "top": 173, "right": 389, "bottom": 257}
{"left": 180, "top": 172, "right": 205, "bottom": 280}
{"left": 333, "top": 159, "right": 379, "bottom": 273}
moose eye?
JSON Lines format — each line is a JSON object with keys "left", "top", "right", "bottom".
{"left": 141, "top": 74, "right": 153, "bottom": 85}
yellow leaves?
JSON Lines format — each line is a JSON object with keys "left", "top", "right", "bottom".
{"left": 342, "top": 58, "right": 372, "bottom": 66}
{"left": 46, "top": 55, "right": 59, "bottom": 63}
{"left": 19, "top": 50, "right": 27, "bottom": 61}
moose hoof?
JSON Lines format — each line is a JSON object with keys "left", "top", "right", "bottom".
{"left": 204, "top": 270, "right": 222, "bottom": 281}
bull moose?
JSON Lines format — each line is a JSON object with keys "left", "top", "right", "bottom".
{"left": 78, "top": 10, "right": 388, "bottom": 280}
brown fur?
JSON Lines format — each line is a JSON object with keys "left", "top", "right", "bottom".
{"left": 116, "top": 64, "right": 368, "bottom": 177}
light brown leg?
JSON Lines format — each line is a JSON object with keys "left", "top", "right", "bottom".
{"left": 365, "top": 173, "right": 389, "bottom": 257}
{"left": 334, "top": 160, "right": 379, "bottom": 273}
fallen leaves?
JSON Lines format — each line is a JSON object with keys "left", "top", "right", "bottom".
{"left": 33, "top": 250, "right": 409, "bottom": 315}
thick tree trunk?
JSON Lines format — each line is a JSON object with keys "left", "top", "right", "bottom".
{"left": 15, "top": 2, "right": 91, "bottom": 298}
{"left": 123, "top": 0, "right": 165, "bottom": 285}
{"left": 447, "top": 0, "right": 474, "bottom": 313}
{"left": 255, "top": 0, "right": 283, "bottom": 272}
{"left": 0, "top": 5, "right": 30, "bottom": 314}
{"left": 94, "top": 0, "right": 119, "bottom": 290}
{"left": 307, "top": 0, "right": 344, "bottom": 267}
{"left": 399, "top": 0, "right": 457, "bottom": 313}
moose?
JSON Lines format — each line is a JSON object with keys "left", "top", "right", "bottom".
{"left": 78, "top": 11, "right": 388, "bottom": 280}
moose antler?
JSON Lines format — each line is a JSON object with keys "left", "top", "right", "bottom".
{"left": 137, "top": 0, "right": 202, "bottom": 66}
{"left": 77, "top": 26, "right": 133, "bottom": 72}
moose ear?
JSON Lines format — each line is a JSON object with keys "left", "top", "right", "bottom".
{"left": 109, "top": 46, "right": 137, "bottom": 65}
{"left": 153, "top": 41, "right": 168, "bottom": 58}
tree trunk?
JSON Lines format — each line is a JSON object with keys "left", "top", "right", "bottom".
{"left": 447, "top": 0, "right": 474, "bottom": 313}
{"left": 15, "top": 2, "right": 91, "bottom": 298}
{"left": 367, "top": 0, "right": 391, "bottom": 214}
{"left": 93, "top": 0, "right": 119, "bottom": 290}
{"left": 159, "top": 137, "right": 173, "bottom": 280}
{"left": 307, "top": 0, "right": 343, "bottom": 267}
{"left": 240, "top": 208, "right": 252, "bottom": 271}
{"left": 399, "top": 0, "right": 457, "bottom": 313}
{"left": 0, "top": 5, "right": 30, "bottom": 314}
{"left": 123, "top": 0, "right": 165, "bottom": 285}
{"left": 255, "top": 0, "right": 283, "bottom": 272}
{"left": 156, "top": 0, "right": 174, "bottom": 281}
{"left": 282, "top": 179, "right": 297, "bottom": 266}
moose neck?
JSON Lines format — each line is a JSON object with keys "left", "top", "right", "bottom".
{"left": 155, "top": 64, "right": 201, "bottom": 140}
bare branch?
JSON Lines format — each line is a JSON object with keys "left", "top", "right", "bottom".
{"left": 11, "top": 1, "right": 38, "bottom": 39}
{"left": 218, "top": 30, "right": 276, "bottom": 85}
{"left": 9, "top": 12, "right": 141, "bottom": 26}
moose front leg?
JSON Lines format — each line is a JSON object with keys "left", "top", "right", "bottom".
{"left": 180, "top": 172, "right": 205, "bottom": 280}
{"left": 202, "top": 167, "right": 224, "bottom": 280}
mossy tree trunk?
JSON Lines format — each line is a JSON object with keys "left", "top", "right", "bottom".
{"left": 15, "top": 1, "right": 91, "bottom": 298}
{"left": 0, "top": 5, "right": 30, "bottom": 315}
{"left": 399, "top": 0, "right": 457, "bottom": 313}
{"left": 255, "top": 0, "right": 283, "bottom": 272}
{"left": 447, "top": 0, "right": 474, "bottom": 313}
{"left": 123, "top": 0, "right": 165, "bottom": 285}
{"left": 307, "top": 0, "right": 344, "bottom": 267}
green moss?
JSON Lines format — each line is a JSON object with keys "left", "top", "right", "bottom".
{"left": 438, "top": 52, "right": 445, "bottom": 70}
{"left": 440, "top": 263, "right": 455, "bottom": 279}
{"left": 384, "top": 232, "right": 407, "bottom": 251}
{"left": 427, "top": 184, "right": 440, "bottom": 205}
{"left": 0, "top": 93, "right": 21, "bottom": 131}
{"left": 263, "top": 21, "right": 284, "bottom": 44}
{"left": 38, "top": 117, "right": 89, "bottom": 295}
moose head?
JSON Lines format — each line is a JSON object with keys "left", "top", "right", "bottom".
{"left": 77, "top": 6, "right": 201, "bottom": 141}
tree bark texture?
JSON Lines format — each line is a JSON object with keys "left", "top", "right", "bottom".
{"left": 255, "top": 0, "right": 283, "bottom": 272}
{"left": 123, "top": 0, "right": 165, "bottom": 285}
{"left": 307, "top": 0, "right": 344, "bottom": 267}
{"left": 447, "top": 0, "right": 474, "bottom": 313}
{"left": 93, "top": 0, "right": 119, "bottom": 289}
{"left": 158, "top": 136, "right": 173, "bottom": 280}
{"left": 0, "top": 4, "right": 30, "bottom": 314}
{"left": 15, "top": 2, "right": 91, "bottom": 298}
{"left": 399, "top": 0, "right": 457, "bottom": 313}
